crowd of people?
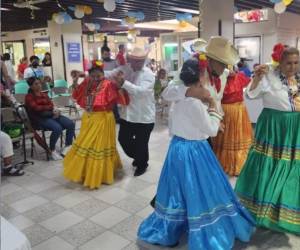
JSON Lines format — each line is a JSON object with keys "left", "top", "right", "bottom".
{"left": 1, "top": 35, "right": 300, "bottom": 249}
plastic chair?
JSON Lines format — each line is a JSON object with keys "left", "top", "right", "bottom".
{"left": 14, "top": 81, "right": 29, "bottom": 94}
{"left": 54, "top": 79, "right": 68, "bottom": 88}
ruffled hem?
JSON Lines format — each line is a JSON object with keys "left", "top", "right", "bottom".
{"left": 138, "top": 210, "right": 255, "bottom": 250}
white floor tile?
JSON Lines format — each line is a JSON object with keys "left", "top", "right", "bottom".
{"left": 137, "top": 185, "right": 157, "bottom": 200}
{"left": 79, "top": 231, "right": 130, "bottom": 250}
{"left": 9, "top": 215, "right": 34, "bottom": 230}
{"left": 33, "top": 236, "right": 75, "bottom": 250}
{"left": 40, "top": 211, "right": 83, "bottom": 233}
{"left": 136, "top": 206, "right": 153, "bottom": 219}
{"left": 0, "top": 183, "right": 21, "bottom": 196}
{"left": 24, "top": 180, "right": 59, "bottom": 194}
{"left": 53, "top": 192, "right": 91, "bottom": 209}
{"left": 93, "top": 188, "right": 130, "bottom": 204}
{"left": 39, "top": 167, "right": 62, "bottom": 179}
{"left": 90, "top": 206, "right": 131, "bottom": 229}
{"left": 10, "top": 195, "right": 48, "bottom": 213}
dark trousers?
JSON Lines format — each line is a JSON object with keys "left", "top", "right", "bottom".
{"left": 118, "top": 119, "right": 154, "bottom": 171}
{"left": 113, "top": 105, "right": 120, "bottom": 122}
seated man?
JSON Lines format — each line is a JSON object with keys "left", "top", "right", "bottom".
{"left": 1, "top": 131, "right": 24, "bottom": 176}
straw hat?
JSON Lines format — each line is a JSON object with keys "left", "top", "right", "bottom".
{"left": 204, "top": 36, "right": 239, "bottom": 66}
{"left": 127, "top": 47, "right": 149, "bottom": 60}
{"left": 191, "top": 38, "right": 207, "bottom": 53}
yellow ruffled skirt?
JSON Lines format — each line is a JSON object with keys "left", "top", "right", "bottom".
{"left": 211, "top": 102, "right": 253, "bottom": 176}
{"left": 63, "top": 111, "right": 122, "bottom": 189}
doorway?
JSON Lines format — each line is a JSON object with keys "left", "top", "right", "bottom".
{"left": 2, "top": 40, "right": 26, "bottom": 71}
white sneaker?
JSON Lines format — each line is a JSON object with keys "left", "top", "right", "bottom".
{"left": 51, "top": 151, "right": 63, "bottom": 161}
{"left": 61, "top": 146, "right": 72, "bottom": 157}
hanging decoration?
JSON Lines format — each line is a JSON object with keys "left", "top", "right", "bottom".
{"left": 52, "top": 12, "right": 73, "bottom": 24}
{"left": 104, "top": 0, "right": 116, "bottom": 12}
{"left": 121, "top": 11, "right": 145, "bottom": 29}
{"left": 176, "top": 13, "right": 192, "bottom": 27}
{"left": 270, "top": 0, "right": 294, "bottom": 14}
{"left": 85, "top": 23, "right": 101, "bottom": 32}
{"left": 68, "top": 5, "right": 93, "bottom": 19}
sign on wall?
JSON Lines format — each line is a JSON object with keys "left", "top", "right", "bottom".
{"left": 67, "top": 42, "right": 81, "bottom": 62}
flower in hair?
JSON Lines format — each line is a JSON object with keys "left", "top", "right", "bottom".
{"left": 91, "top": 60, "right": 104, "bottom": 69}
{"left": 271, "top": 43, "right": 285, "bottom": 63}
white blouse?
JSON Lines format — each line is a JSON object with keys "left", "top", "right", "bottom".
{"left": 162, "top": 68, "right": 229, "bottom": 115}
{"left": 170, "top": 97, "right": 222, "bottom": 140}
{"left": 247, "top": 67, "right": 293, "bottom": 111}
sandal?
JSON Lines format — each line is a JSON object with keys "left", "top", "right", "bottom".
{"left": 2, "top": 166, "right": 25, "bottom": 176}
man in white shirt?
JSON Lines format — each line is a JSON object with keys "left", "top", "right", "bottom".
{"left": 107, "top": 47, "right": 155, "bottom": 176}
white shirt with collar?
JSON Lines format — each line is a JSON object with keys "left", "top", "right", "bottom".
{"left": 162, "top": 68, "right": 229, "bottom": 116}
{"left": 106, "top": 64, "right": 156, "bottom": 124}
{"left": 247, "top": 66, "right": 293, "bottom": 112}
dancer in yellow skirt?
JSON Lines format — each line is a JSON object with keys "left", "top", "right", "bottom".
{"left": 212, "top": 71, "right": 253, "bottom": 176}
{"left": 63, "top": 60, "right": 129, "bottom": 189}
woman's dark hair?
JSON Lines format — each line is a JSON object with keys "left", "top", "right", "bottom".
{"left": 88, "top": 66, "right": 104, "bottom": 75}
{"left": 30, "top": 55, "right": 39, "bottom": 63}
{"left": 180, "top": 59, "right": 200, "bottom": 86}
{"left": 2, "top": 53, "right": 10, "bottom": 61}
{"left": 281, "top": 47, "right": 299, "bottom": 61}
{"left": 26, "top": 77, "right": 39, "bottom": 93}
{"left": 44, "top": 52, "right": 51, "bottom": 57}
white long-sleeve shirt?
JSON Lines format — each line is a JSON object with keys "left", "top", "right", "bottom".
{"left": 247, "top": 66, "right": 296, "bottom": 112}
{"left": 170, "top": 97, "right": 222, "bottom": 140}
{"left": 106, "top": 64, "right": 156, "bottom": 123}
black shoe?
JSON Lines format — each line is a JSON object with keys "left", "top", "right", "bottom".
{"left": 134, "top": 168, "right": 147, "bottom": 176}
{"left": 150, "top": 195, "right": 156, "bottom": 208}
{"left": 132, "top": 160, "right": 138, "bottom": 167}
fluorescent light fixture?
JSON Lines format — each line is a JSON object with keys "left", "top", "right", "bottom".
{"left": 1, "top": 7, "right": 10, "bottom": 11}
{"left": 164, "top": 43, "right": 178, "bottom": 47}
{"left": 169, "top": 7, "right": 199, "bottom": 14}
{"left": 97, "top": 17, "right": 122, "bottom": 22}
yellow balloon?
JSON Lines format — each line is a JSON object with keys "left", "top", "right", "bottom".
{"left": 84, "top": 6, "right": 93, "bottom": 15}
{"left": 179, "top": 21, "right": 188, "bottom": 28}
{"left": 282, "top": 0, "right": 293, "bottom": 6}
{"left": 76, "top": 5, "right": 85, "bottom": 12}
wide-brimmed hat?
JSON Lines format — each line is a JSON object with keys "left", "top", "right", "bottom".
{"left": 204, "top": 36, "right": 239, "bottom": 66}
{"left": 182, "top": 38, "right": 207, "bottom": 54}
{"left": 127, "top": 47, "right": 148, "bottom": 60}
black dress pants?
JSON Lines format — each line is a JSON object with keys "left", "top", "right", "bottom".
{"left": 118, "top": 119, "right": 154, "bottom": 171}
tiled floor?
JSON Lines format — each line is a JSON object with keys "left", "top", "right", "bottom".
{"left": 1, "top": 117, "right": 299, "bottom": 250}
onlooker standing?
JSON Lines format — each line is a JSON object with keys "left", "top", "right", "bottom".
{"left": 101, "top": 36, "right": 117, "bottom": 71}
{"left": 116, "top": 44, "right": 126, "bottom": 66}
{"left": 17, "top": 57, "right": 28, "bottom": 80}
{"left": 2, "top": 53, "right": 16, "bottom": 83}
{"left": 42, "top": 52, "right": 52, "bottom": 67}
{"left": 154, "top": 68, "right": 167, "bottom": 100}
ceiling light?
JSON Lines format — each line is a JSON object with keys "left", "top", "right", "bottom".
{"left": 97, "top": 17, "right": 122, "bottom": 22}
{"left": 169, "top": 7, "right": 199, "bottom": 14}
{"left": 1, "top": 7, "right": 10, "bottom": 11}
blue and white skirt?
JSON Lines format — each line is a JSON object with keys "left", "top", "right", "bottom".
{"left": 137, "top": 136, "right": 255, "bottom": 250}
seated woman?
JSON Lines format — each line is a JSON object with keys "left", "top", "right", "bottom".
{"left": 25, "top": 77, "right": 75, "bottom": 160}
{"left": 63, "top": 61, "right": 129, "bottom": 189}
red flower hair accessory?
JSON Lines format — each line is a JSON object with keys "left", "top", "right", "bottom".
{"left": 91, "top": 60, "right": 104, "bottom": 70}
{"left": 271, "top": 43, "right": 285, "bottom": 63}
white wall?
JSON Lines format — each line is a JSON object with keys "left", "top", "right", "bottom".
{"left": 47, "top": 20, "right": 83, "bottom": 84}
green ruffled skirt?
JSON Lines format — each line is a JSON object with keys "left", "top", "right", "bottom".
{"left": 235, "top": 108, "right": 300, "bottom": 234}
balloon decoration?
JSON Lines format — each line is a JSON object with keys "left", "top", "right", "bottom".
{"left": 176, "top": 13, "right": 193, "bottom": 27}
{"left": 270, "top": 0, "right": 294, "bottom": 14}
{"left": 247, "top": 10, "right": 262, "bottom": 22}
{"left": 68, "top": 5, "right": 93, "bottom": 19}
{"left": 104, "top": 0, "right": 116, "bottom": 12}
{"left": 52, "top": 12, "right": 73, "bottom": 24}
{"left": 85, "top": 23, "right": 101, "bottom": 32}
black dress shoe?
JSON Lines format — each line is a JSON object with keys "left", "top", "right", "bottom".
{"left": 134, "top": 168, "right": 147, "bottom": 176}
{"left": 132, "top": 160, "right": 138, "bottom": 167}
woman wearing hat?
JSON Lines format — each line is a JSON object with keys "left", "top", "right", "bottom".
{"left": 63, "top": 60, "right": 129, "bottom": 189}
{"left": 138, "top": 59, "right": 255, "bottom": 250}
{"left": 235, "top": 44, "right": 300, "bottom": 234}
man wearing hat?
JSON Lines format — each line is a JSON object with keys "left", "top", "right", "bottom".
{"left": 163, "top": 36, "right": 239, "bottom": 117}
{"left": 106, "top": 47, "right": 155, "bottom": 177}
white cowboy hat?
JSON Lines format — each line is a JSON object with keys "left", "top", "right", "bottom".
{"left": 127, "top": 47, "right": 149, "bottom": 60}
{"left": 204, "top": 36, "right": 239, "bottom": 66}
